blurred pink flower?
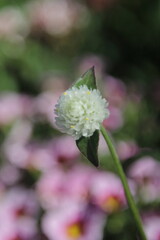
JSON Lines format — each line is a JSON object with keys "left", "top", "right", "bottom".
{"left": 2, "top": 119, "right": 33, "bottom": 170}
{"left": 103, "top": 75, "right": 126, "bottom": 107}
{"left": 27, "top": 0, "right": 88, "bottom": 37}
{"left": 32, "top": 92, "right": 60, "bottom": 128}
{"left": 116, "top": 140, "right": 139, "bottom": 161}
{"left": 66, "top": 165, "right": 96, "bottom": 202}
{"left": 128, "top": 156, "right": 160, "bottom": 181}
{"left": 0, "top": 164, "right": 21, "bottom": 186}
{"left": 0, "top": 187, "right": 38, "bottom": 218}
{"left": 128, "top": 157, "right": 160, "bottom": 202}
{"left": 38, "top": 164, "right": 130, "bottom": 213}
{"left": 3, "top": 142, "right": 30, "bottom": 169}
{"left": 0, "top": 187, "right": 38, "bottom": 240}
{"left": 3, "top": 141, "right": 56, "bottom": 171}
{"left": 25, "top": 143, "right": 57, "bottom": 171}
{"left": 143, "top": 215, "right": 160, "bottom": 240}
{"left": 90, "top": 172, "right": 126, "bottom": 213}
{"left": 138, "top": 182, "right": 160, "bottom": 203}
{"left": 4, "top": 119, "right": 33, "bottom": 144}
{"left": 42, "top": 203, "right": 106, "bottom": 240}
{"left": 51, "top": 136, "right": 80, "bottom": 165}
{"left": 0, "top": 93, "right": 32, "bottom": 126}
{"left": 37, "top": 167, "right": 69, "bottom": 209}
{"left": 103, "top": 106, "right": 123, "bottom": 131}
{"left": 0, "top": 216, "right": 37, "bottom": 240}
{"left": 2, "top": 119, "right": 57, "bottom": 171}
{"left": 0, "top": 7, "right": 28, "bottom": 41}
{"left": 37, "top": 165, "right": 94, "bottom": 209}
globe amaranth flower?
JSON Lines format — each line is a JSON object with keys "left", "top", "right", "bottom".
{"left": 54, "top": 85, "right": 109, "bottom": 140}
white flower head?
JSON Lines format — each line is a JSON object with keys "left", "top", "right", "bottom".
{"left": 55, "top": 85, "right": 109, "bottom": 140}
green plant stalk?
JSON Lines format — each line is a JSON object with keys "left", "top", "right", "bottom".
{"left": 100, "top": 125, "right": 147, "bottom": 240}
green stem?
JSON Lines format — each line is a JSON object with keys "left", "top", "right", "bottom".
{"left": 100, "top": 125, "right": 147, "bottom": 240}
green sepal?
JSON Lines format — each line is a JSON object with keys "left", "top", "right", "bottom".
{"left": 73, "top": 66, "right": 97, "bottom": 90}
{"left": 76, "top": 130, "right": 99, "bottom": 167}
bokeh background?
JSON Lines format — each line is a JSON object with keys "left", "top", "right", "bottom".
{"left": 0, "top": 0, "right": 160, "bottom": 239}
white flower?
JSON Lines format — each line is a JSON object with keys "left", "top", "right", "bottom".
{"left": 54, "top": 85, "right": 109, "bottom": 140}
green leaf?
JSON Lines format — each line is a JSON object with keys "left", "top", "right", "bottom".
{"left": 76, "top": 130, "right": 99, "bottom": 167}
{"left": 73, "top": 66, "right": 97, "bottom": 89}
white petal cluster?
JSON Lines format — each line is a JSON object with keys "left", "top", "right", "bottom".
{"left": 54, "top": 85, "right": 109, "bottom": 140}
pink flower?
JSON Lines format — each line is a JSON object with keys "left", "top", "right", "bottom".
{"left": 103, "top": 75, "right": 126, "bottom": 107}
{"left": 143, "top": 215, "right": 160, "bottom": 240}
{"left": 0, "top": 93, "right": 32, "bottom": 126}
{"left": 128, "top": 156, "right": 160, "bottom": 182}
{"left": 3, "top": 139, "right": 56, "bottom": 171}
{"left": 37, "top": 165, "right": 94, "bottom": 209}
{"left": 103, "top": 106, "right": 123, "bottom": 131}
{"left": 3, "top": 142, "right": 30, "bottom": 169}
{"left": 0, "top": 188, "right": 38, "bottom": 239}
{"left": 32, "top": 92, "right": 61, "bottom": 128}
{"left": 66, "top": 165, "right": 96, "bottom": 202}
{"left": 51, "top": 136, "right": 80, "bottom": 165}
{"left": 37, "top": 167, "right": 69, "bottom": 209}
{"left": 0, "top": 187, "right": 38, "bottom": 218}
{"left": 27, "top": 0, "right": 88, "bottom": 37}
{"left": 42, "top": 203, "right": 106, "bottom": 240}
{"left": 128, "top": 157, "right": 160, "bottom": 202}
{"left": 90, "top": 172, "right": 126, "bottom": 213}
{"left": 116, "top": 140, "right": 139, "bottom": 161}
{"left": 4, "top": 119, "right": 33, "bottom": 145}
{"left": 24, "top": 143, "right": 56, "bottom": 171}
{"left": 0, "top": 217, "right": 37, "bottom": 240}
{"left": 138, "top": 182, "right": 160, "bottom": 203}
{"left": 0, "top": 164, "right": 21, "bottom": 186}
